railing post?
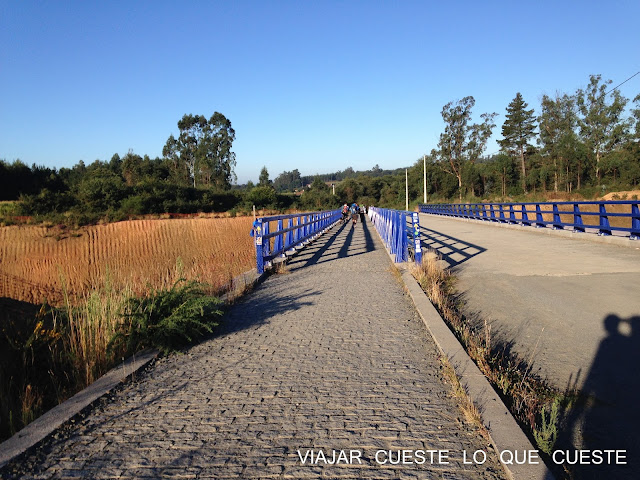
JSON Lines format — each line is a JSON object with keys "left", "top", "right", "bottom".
{"left": 391, "top": 211, "right": 397, "bottom": 258}
{"left": 632, "top": 203, "right": 640, "bottom": 240}
{"left": 573, "top": 203, "right": 585, "bottom": 233}
{"left": 499, "top": 204, "right": 506, "bottom": 223}
{"left": 598, "top": 204, "right": 612, "bottom": 236}
{"left": 509, "top": 204, "right": 517, "bottom": 224}
{"left": 552, "top": 204, "right": 564, "bottom": 230}
{"left": 254, "top": 218, "right": 264, "bottom": 274}
{"left": 412, "top": 212, "right": 422, "bottom": 264}
{"left": 521, "top": 204, "right": 530, "bottom": 226}
{"left": 286, "top": 219, "right": 294, "bottom": 248}
{"left": 262, "top": 221, "right": 271, "bottom": 259}
{"left": 400, "top": 211, "right": 408, "bottom": 262}
{"left": 535, "top": 204, "right": 544, "bottom": 228}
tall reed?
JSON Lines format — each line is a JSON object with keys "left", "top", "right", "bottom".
{"left": 58, "top": 272, "right": 132, "bottom": 387}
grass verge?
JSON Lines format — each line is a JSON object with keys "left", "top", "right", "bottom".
{"left": 411, "top": 251, "right": 578, "bottom": 470}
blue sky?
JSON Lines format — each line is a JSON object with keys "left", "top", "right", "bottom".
{"left": 1, "top": 1, "right": 639, "bottom": 184}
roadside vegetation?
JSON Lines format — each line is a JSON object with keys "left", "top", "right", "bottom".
{"left": 411, "top": 252, "right": 578, "bottom": 477}
{"left": 0, "top": 273, "right": 225, "bottom": 443}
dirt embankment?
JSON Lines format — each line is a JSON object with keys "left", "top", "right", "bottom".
{"left": 0, "top": 216, "right": 255, "bottom": 305}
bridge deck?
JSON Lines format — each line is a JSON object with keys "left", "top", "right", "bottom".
{"left": 4, "top": 217, "right": 505, "bottom": 479}
{"left": 419, "top": 212, "right": 640, "bottom": 479}
{"left": 418, "top": 213, "right": 640, "bottom": 391}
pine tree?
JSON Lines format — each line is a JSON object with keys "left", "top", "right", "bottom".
{"left": 498, "top": 93, "right": 537, "bottom": 193}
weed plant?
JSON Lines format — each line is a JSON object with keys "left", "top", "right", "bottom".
{"left": 111, "top": 279, "right": 223, "bottom": 356}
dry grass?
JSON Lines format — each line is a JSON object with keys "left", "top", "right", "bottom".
{"left": 600, "top": 189, "right": 640, "bottom": 201}
{"left": 411, "top": 251, "right": 570, "bottom": 456}
{"left": 0, "top": 217, "right": 255, "bottom": 305}
{"left": 439, "top": 355, "right": 485, "bottom": 431}
{"left": 57, "top": 276, "right": 134, "bottom": 386}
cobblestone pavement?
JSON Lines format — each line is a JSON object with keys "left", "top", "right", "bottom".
{"left": 4, "top": 218, "right": 506, "bottom": 479}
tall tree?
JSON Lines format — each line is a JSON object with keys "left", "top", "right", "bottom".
{"left": 435, "top": 96, "right": 496, "bottom": 200}
{"left": 121, "top": 150, "right": 144, "bottom": 186}
{"left": 577, "top": 75, "right": 630, "bottom": 184}
{"left": 631, "top": 94, "right": 640, "bottom": 139}
{"left": 162, "top": 112, "right": 236, "bottom": 189}
{"left": 538, "top": 93, "right": 580, "bottom": 191}
{"left": 258, "top": 166, "right": 271, "bottom": 186}
{"left": 498, "top": 93, "right": 537, "bottom": 193}
{"left": 201, "top": 112, "right": 237, "bottom": 189}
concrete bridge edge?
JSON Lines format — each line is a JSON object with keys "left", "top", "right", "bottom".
{"left": 0, "top": 349, "right": 159, "bottom": 469}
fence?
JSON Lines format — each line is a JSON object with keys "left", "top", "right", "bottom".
{"left": 368, "top": 207, "right": 423, "bottom": 264}
{"left": 418, "top": 201, "right": 640, "bottom": 240}
{"left": 252, "top": 209, "right": 342, "bottom": 273}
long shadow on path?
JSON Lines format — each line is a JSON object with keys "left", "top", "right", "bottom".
{"left": 288, "top": 218, "right": 376, "bottom": 269}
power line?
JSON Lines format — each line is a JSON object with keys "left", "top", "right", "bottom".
{"left": 604, "top": 70, "right": 640, "bottom": 96}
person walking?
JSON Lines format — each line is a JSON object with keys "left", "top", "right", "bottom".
{"left": 350, "top": 202, "right": 359, "bottom": 227}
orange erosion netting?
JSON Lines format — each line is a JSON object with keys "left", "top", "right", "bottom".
{"left": 0, "top": 217, "right": 255, "bottom": 305}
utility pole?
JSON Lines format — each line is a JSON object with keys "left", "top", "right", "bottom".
{"left": 405, "top": 169, "right": 409, "bottom": 211}
{"left": 423, "top": 155, "right": 427, "bottom": 204}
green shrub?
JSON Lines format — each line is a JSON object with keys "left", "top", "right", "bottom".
{"left": 110, "top": 280, "right": 223, "bottom": 355}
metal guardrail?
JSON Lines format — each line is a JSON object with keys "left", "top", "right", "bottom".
{"left": 418, "top": 201, "right": 640, "bottom": 240}
{"left": 252, "top": 209, "right": 342, "bottom": 273}
{"left": 368, "top": 207, "right": 422, "bottom": 264}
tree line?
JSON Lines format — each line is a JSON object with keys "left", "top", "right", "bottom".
{"left": 2, "top": 74, "right": 639, "bottom": 225}
{"left": 430, "top": 74, "right": 640, "bottom": 200}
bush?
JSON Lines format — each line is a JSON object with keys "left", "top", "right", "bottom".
{"left": 110, "top": 280, "right": 223, "bottom": 355}
{"left": 119, "top": 195, "right": 146, "bottom": 216}
{"left": 247, "top": 186, "right": 277, "bottom": 208}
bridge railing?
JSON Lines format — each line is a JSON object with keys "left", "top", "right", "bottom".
{"left": 252, "top": 209, "right": 342, "bottom": 273}
{"left": 419, "top": 201, "right": 640, "bottom": 240}
{"left": 368, "top": 207, "right": 422, "bottom": 264}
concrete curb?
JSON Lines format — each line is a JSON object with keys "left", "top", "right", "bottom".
{"left": 370, "top": 219, "right": 554, "bottom": 480}
{"left": 399, "top": 266, "right": 554, "bottom": 480}
{"left": 0, "top": 349, "right": 158, "bottom": 469}
{"left": 419, "top": 213, "right": 640, "bottom": 250}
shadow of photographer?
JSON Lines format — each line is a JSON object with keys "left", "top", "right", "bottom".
{"left": 557, "top": 314, "right": 640, "bottom": 480}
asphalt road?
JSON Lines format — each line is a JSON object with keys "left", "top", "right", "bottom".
{"left": 419, "top": 213, "right": 640, "bottom": 479}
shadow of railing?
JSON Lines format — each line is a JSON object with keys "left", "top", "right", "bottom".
{"left": 287, "top": 218, "right": 377, "bottom": 269}
{"left": 418, "top": 225, "right": 487, "bottom": 267}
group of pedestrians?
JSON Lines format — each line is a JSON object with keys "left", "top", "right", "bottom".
{"left": 341, "top": 202, "right": 367, "bottom": 227}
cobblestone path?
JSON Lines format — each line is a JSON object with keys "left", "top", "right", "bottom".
{"left": 4, "top": 217, "right": 506, "bottom": 479}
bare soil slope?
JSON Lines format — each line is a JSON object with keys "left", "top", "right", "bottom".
{"left": 0, "top": 217, "right": 254, "bottom": 304}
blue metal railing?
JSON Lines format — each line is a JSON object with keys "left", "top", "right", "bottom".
{"left": 419, "top": 201, "right": 640, "bottom": 240}
{"left": 252, "top": 209, "right": 342, "bottom": 273}
{"left": 368, "top": 207, "right": 423, "bottom": 264}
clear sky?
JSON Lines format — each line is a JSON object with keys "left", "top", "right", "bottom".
{"left": 1, "top": 1, "right": 639, "bottom": 184}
